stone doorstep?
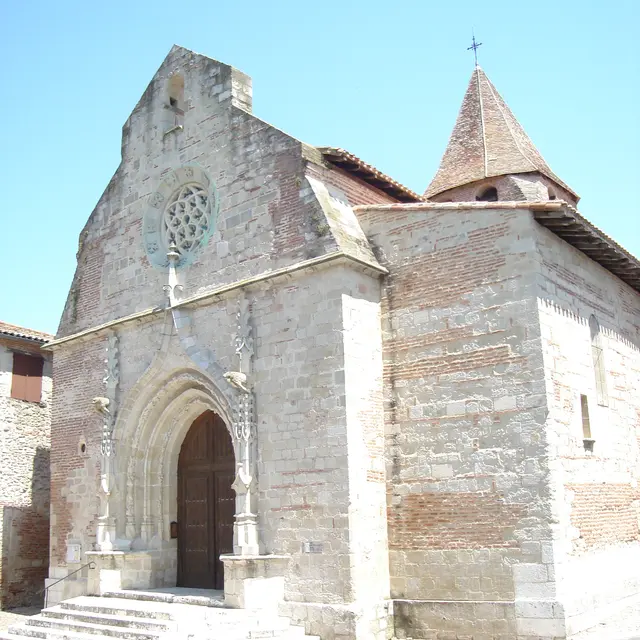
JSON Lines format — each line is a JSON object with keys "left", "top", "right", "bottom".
{"left": 103, "top": 589, "right": 227, "bottom": 608}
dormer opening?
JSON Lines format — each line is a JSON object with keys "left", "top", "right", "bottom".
{"left": 476, "top": 186, "right": 498, "bottom": 202}
{"left": 548, "top": 187, "right": 557, "bottom": 200}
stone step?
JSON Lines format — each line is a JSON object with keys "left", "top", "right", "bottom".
{"left": 103, "top": 589, "right": 226, "bottom": 608}
{"left": 60, "top": 596, "right": 174, "bottom": 620}
{"left": 0, "top": 624, "right": 318, "bottom": 640}
{"left": 41, "top": 605, "right": 175, "bottom": 632}
{"left": 19, "top": 615, "right": 163, "bottom": 640}
{"left": 0, "top": 591, "right": 321, "bottom": 640}
{"left": 0, "top": 632, "right": 101, "bottom": 640}
{"left": 2, "top": 627, "right": 136, "bottom": 640}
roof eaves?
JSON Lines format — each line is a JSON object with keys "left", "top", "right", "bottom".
{"left": 318, "top": 147, "right": 423, "bottom": 203}
{"left": 352, "top": 200, "right": 639, "bottom": 293}
{"left": 531, "top": 202, "right": 639, "bottom": 292}
{"left": 0, "top": 330, "right": 51, "bottom": 344}
{"left": 0, "top": 322, "right": 54, "bottom": 344}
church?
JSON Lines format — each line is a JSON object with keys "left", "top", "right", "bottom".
{"left": 34, "top": 46, "right": 640, "bottom": 639}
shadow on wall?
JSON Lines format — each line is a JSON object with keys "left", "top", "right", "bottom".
{"left": 0, "top": 447, "right": 50, "bottom": 610}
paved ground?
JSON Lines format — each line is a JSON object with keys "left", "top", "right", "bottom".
{"left": 572, "top": 602, "right": 640, "bottom": 640}
{"left": 0, "top": 607, "right": 40, "bottom": 633}
{"left": 1, "top": 601, "right": 638, "bottom": 639}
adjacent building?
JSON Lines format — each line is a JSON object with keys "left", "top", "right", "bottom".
{"left": 0, "top": 322, "right": 52, "bottom": 609}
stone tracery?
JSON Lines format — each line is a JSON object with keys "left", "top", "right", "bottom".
{"left": 163, "top": 183, "right": 211, "bottom": 255}
{"left": 143, "top": 165, "right": 218, "bottom": 269}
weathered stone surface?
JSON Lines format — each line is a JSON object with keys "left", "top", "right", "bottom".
{"left": 0, "top": 328, "right": 52, "bottom": 609}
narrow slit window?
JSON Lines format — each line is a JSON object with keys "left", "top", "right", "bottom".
{"left": 580, "top": 394, "right": 591, "bottom": 439}
{"left": 589, "top": 315, "right": 608, "bottom": 407}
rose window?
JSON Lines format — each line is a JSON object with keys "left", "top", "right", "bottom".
{"left": 163, "top": 183, "right": 211, "bottom": 255}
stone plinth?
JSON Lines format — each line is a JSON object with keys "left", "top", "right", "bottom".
{"left": 221, "top": 554, "right": 289, "bottom": 610}
{"left": 86, "top": 550, "right": 176, "bottom": 596}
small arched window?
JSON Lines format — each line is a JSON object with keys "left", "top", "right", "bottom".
{"left": 476, "top": 186, "right": 498, "bottom": 202}
{"left": 548, "top": 187, "right": 557, "bottom": 200}
{"left": 589, "top": 315, "right": 608, "bottom": 406}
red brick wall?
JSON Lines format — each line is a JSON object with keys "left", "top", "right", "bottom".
{"left": 58, "top": 238, "right": 107, "bottom": 337}
{"left": 1, "top": 506, "right": 49, "bottom": 608}
{"left": 271, "top": 152, "right": 313, "bottom": 259}
{"left": 49, "top": 338, "right": 104, "bottom": 566}
{"left": 388, "top": 492, "right": 526, "bottom": 550}
{"left": 567, "top": 484, "right": 640, "bottom": 549}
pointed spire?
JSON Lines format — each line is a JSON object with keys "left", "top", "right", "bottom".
{"left": 425, "top": 67, "right": 577, "bottom": 199}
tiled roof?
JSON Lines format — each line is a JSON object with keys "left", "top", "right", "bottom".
{"left": 0, "top": 321, "right": 53, "bottom": 343}
{"left": 318, "top": 147, "right": 423, "bottom": 203}
{"left": 425, "top": 67, "right": 578, "bottom": 200}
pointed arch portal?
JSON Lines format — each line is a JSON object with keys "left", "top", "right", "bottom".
{"left": 177, "top": 410, "right": 235, "bottom": 589}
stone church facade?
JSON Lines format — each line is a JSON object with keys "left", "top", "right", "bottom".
{"left": 42, "top": 47, "right": 640, "bottom": 639}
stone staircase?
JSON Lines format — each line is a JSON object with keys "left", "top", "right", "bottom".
{"left": 0, "top": 589, "right": 320, "bottom": 640}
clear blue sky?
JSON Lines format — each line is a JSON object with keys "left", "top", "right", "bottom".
{"left": 2, "top": 0, "right": 638, "bottom": 334}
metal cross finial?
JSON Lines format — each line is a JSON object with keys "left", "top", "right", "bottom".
{"left": 467, "top": 32, "right": 483, "bottom": 67}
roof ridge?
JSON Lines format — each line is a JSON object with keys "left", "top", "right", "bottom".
{"left": 482, "top": 70, "right": 538, "bottom": 174}
{"left": 476, "top": 67, "right": 489, "bottom": 178}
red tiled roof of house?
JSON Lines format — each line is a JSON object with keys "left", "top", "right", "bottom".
{"left": 0, "top": 321, "right": 53, "bottom": 343}
{"left": 318, "top": 147, "right": 423, "bottom": 203}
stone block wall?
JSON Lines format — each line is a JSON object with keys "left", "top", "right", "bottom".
{"left": 357, "top": 203, "right": 554, "bottom": 639}
{"left": 0, "top": 337, "right": 52, "bottom": 608}
{"left": 58, "top": 46, "right": 391, "bottom": 342}
{"left": 534, "top": 224, "right": 640, "bottom": 635}
{"left": 49, "top": 261, "right": 391, "bottom": 633}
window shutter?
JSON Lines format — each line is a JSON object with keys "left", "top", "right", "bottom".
{"left": 11, "top": 353, "right": 44, "bottom": 402}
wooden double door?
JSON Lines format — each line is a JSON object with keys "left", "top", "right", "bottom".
{"left": 177, "top": 411, "right": 235, "bottom": 589}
